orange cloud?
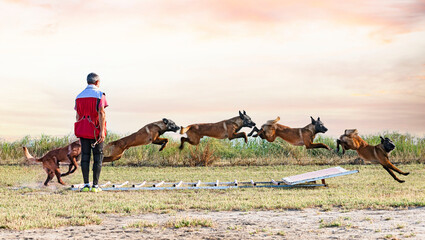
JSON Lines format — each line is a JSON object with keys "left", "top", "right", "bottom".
{"left": 147, "top": 0, "right": 425, "bottom": 40}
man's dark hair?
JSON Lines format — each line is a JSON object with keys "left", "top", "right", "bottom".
{"left": 87, "top": 72, "right": 100, "bottom": 84}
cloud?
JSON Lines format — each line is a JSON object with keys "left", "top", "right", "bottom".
{"left": 3, "top": 0, "right": 425, "bottom": 41}
{"left": 1, "top": 0, "right": 424, "bottom": 139}
{"left": 145, "top": 0, "right": 425, "bottom": 41}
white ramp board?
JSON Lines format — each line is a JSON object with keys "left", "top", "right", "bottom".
{"left": 282, "top": 167, "right": 358, "bottom": 185}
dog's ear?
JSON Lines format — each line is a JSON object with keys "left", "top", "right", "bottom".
{"left": 243, "top": 110, "right": 246, "bottom": 115}
{"left": 239, "top": 111, "right": 245, "bottom": 119}
{"left": 317, "top": 117, "right": 321, "bottom": 122}
{"left": 310, "top": 116, "right": 316, "bottom": 124}
{"left": 380, "top": 136, "right": 384, "bottom": 143}
{"left": 162, "top": 118, "right": 169, "bottom": 124}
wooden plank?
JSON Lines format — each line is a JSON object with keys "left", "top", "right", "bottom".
{"left": 173, "top": 181, "right": 183, "bottom": 187}
{"left": 153, "top": 181, "right": 165, "bottom": 187}
{"left": 113, "top": 181, "right": 128, "bottom": 188}
{"left": 193, "top": 180, "right": 201, "bottom": 187}
{"left": 133, "top": 181, "right": 146, "bottom": 188}
{"left": 100, "top": 181, "right": 111, "bottom": 188}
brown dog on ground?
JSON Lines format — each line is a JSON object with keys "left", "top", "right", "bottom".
{"left": 248, "top": 116, "right": 331, "bottom": 150}
{"left": 179, "top": 110, "right": 256, "bottom": 150}
{"left": 336, "top": 129, "right": 409, "bottom": 183}
{"left": 23, "top": 140, "right": 81, "bottom": 186}
{"left": 103, "top": 118, "right": 180, "bottom": 162}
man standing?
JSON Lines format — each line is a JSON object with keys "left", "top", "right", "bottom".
{"left": 74, "top": 73, "right": 108, "bottom": 192}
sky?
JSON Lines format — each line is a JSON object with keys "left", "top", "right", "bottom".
{"left": 0, "top": 0, "right": 424, "bottom": 141}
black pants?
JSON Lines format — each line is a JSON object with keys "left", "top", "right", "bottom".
{"left": 80, "top": 138, "right": 103, "bottom": 186}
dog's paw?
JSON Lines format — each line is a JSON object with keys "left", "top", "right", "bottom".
{"left": 159, "top": 143, "right": 167, "bottom": 151}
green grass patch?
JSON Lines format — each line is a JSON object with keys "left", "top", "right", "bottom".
{"left": 319, "top": 217, "right": 352, "bottom": 229}
{"left": 165, "top": 217, "right": 214, "bottom": 228}
{"left": 319, "top": 220, "right": 343, "bottom": 228}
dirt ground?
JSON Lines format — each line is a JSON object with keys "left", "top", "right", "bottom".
{"left": 1, "top": 208, "right": 425, "bottom": 240}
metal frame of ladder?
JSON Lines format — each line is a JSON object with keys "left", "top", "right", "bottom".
{"left": 70, "top": 167, "right": 359, "bottom": 191}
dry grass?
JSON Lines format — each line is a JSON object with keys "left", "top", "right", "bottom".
{"left": 0, "top": 164, "right": 424, "bottom": 230}
{"left": 186, "top": 144, "right": 218, "bottom": 167}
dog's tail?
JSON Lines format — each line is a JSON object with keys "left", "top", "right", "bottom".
{"left": 180, "top": 126, "right": 191, "bottom": 134}
{"left": 22, "top": 147, "right": 40, "bottom": 163}
{"left": 265, "top": 116, "right": 280, "bottom": 125}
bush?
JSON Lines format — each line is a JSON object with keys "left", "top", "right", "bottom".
{"left": 1, "top": 132, "right": 424, "bottom": 166}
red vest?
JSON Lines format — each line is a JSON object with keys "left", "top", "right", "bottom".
{"left": 74, "top": 98, "right": 105, "bottom": 139}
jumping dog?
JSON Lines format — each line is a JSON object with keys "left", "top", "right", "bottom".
{"left": 248, "top": 116, "right": 331, "bottom": 150}
{"left": 336, "top": 129, "right": 409, "bottom": 183}
{"left": 23, "top": 140, "right": 81, "bottom": 186}
{"left": 103, "top": 118, "right": 180, "bottom": 162}
{"left": 179, "top": 110, "right": 256, "bottom": 150}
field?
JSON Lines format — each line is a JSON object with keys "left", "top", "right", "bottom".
{"left": 1, "top": 134, "right": 425, "bottom": 238}
{"left": 1, "top": 164, "right": 425, "bottom": 230}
